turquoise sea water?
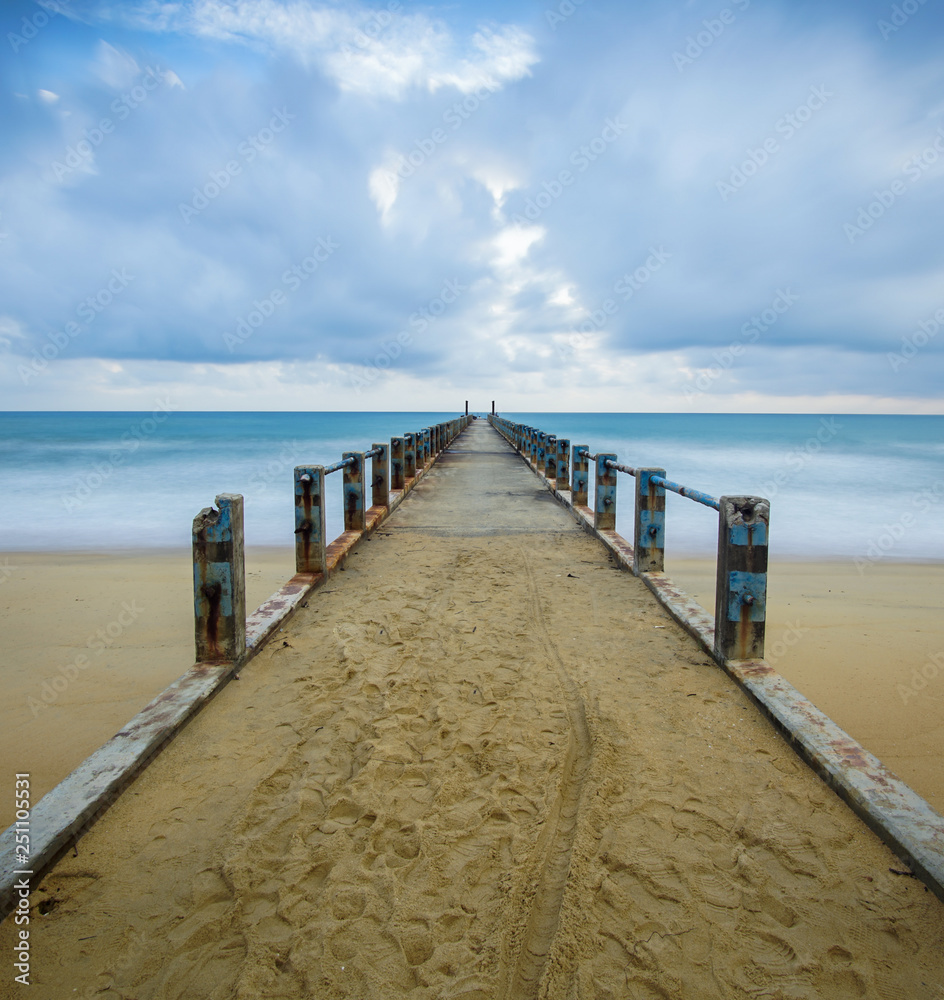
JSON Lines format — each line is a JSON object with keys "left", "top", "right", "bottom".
{"left": 1, "top": 411, "right": 942, "bottom": 560}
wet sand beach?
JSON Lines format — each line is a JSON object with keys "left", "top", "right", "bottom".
{"left": 1, "top": 421, "right": 943, "bottom": 997}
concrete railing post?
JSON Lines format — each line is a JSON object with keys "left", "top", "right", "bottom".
{"left": 391, "top": 437, "right": 405, "bottom": 491}
{"left": 371, "top": 443, "right": 389, "bottom": 509}
{"left": 572, "top": 446, "right": 589, "bottom": 506}
{"left": 545, "top": 434, "right": 558, "bottom": 483}
{"left": 193, "top": 493, "right": 246, "bottom": 665}
{"left": 419, "top": 428, "right": 429, "bottom": 469}
{"left": 343, "top": 452, "right": 366, "bottom": 532}
{"left": 424, "top": 428, "right": 431, "bottom": 466}
{"left": 557, "top": 439, "right": 570, "bottom": 493}
{"left": 594, "top": 453, "right": 617, "bottom": 531}
{"left": 714, "top": 496, "right": 769, "bottom": 662}
{"left": 404, "top": 433, "right": 417, "bottom": 480}
{"left": 294, "top": 466, "right": 327, "bottom": 574}
{"left": 633, "top": 468, "right": 666, "bottom": 574}
{"left": 537, "top": 432, "right": 547, "bottom": 473}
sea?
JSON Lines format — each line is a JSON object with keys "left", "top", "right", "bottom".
{"left": 1, "top": 411, "right": 942, "bottom": 562}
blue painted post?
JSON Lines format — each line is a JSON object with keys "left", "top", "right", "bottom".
{"left": 633, "top": 468, "right": 666, "bottom": 574}
{"left": 343, "top": 452, "right": 366, "bottom": 531}
{"left": 557, "top": 439, "right": 570, "bottom": 493}
{"left": 423, "top": 428, "right": 431, "bottom": 466}
{"left": 391, "top": 437, "right": 405, "bottom": 491}
{"left": 193, "top": 493, "right": 246, "bottom": 664}
{"left": 371, "top": 443, "right": 389, "bottom": 509}
{"left": 537, "top": 432, "right": 547, "bottom": 473}
{"left": 404, "top": 433, "right": 417, "bottom": 480}
{"left": 714, "top": 496, "right": 769, "bottom": 662}
{"left": 572, "top": 446, "right": 589, "bottom": 506}
{"left": 545, "top": 434, "right": 558, "bottom": 482}
{"left": 294, "top": 466, "right": 326, "bottom": 574}
{"left": 594, "top": 453, "right": 617, "bottom": 531}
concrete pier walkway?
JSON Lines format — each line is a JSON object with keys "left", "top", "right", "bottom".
{"left": 3, "top": 421, "right": 943, "bottom": 999}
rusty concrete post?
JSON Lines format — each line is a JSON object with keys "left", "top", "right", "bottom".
{"left": 537, "top": 432, "right": 547, "bottom": 473}
{"left": 371, "top": 443, "right": 389, "bottom": 509}
{"left": 557, "top": 439, "right": 570, "bottom": 492}
{"left": 594, "top": 453, "right": 617, "bottom": 531}
{"left": 545, "top": 434, "right": 558, "bottom": 483}
{"left": 294, "top": 466, "right": 326, "bottom": 574}
{"left": 343, "top": 451, "right": 366, "bottom": 532}
{"left": 415, "top": 429, "right": 426, "bottom": 470}
{"left": 530, "top": 428, "right": 538, "bottom": 466}
{"left": 572, "top": 446, "right": 589, "bottom": 506}
{"left": 633, "top": 468, "right": 666, "bottom": 574}
{"left": 423, "top": 428, "right": 431, "bottom": 466}
{"left": 391, "top": 437, "right": 405, "bottom": 491}
{"left": 404, "top": 433, "right": 416, "bottom": 480}
{"left": 193, "top": 493, "right": 246, "bottom": 665}
{"left": 714, "top": 496, "right": 769, "bottom": 662}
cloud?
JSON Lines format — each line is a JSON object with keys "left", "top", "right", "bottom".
{"left": 94, "top": 39, "right": 140, "bottom": 89}
{"left": 98, "top": 0, "right": 538, "bottom": 99}
{"left": 2, "top": 0, "right": 944, "bottom": 411}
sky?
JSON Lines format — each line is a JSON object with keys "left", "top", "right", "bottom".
{"left": 1, "top": 0, "right": 944, "bottom": 413}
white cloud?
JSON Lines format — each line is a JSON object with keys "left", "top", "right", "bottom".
{"left": 367, "top": 159, "right": 400, "bottom": 222}
{"left": 94, "top": 39, "right": 140, "bottom": 89}
{"left": 105, "top": 0, "right": 538, "bottom": 99}
{"left": 37, "top": 89, "right": 60, "bottom": 103}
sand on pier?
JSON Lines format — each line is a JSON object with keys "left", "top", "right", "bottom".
{"left": 1, "top": 422, "right": 943, "bottom": 998}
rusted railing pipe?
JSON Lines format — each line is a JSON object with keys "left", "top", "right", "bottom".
{"left": 324, "top": 456, "right": 356, "bottom": 475}
{"left": 605, "top": 459, "right": 637, "bottom": 477}
{"left": 649, "top": 474, "right": 720, "bottom": 511}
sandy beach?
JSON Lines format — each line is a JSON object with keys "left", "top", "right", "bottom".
{"left": 1, "top": 552, "right": 941, "bottom": 831}
{"left": 0, "top": 548, "right": 295, "bottom": 831}
{"left": 1, "top": 421, "right": 942, "bottom": 998}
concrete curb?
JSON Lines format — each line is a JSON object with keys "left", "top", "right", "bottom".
{"left": 497, "top": 425, "right": 944, "bottom": 903}
{"left": 0, "top": 435, "right": 461, "bottom": 919}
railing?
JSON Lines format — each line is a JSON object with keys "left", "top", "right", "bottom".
{"left": 488, "top": 414, "right": 769, "bottom": 664}
{"left": 192, "top": 416, "right": 471, "bottom": 665}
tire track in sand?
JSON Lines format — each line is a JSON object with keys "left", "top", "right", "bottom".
{"left": 504, "top": 545, "right": 593, "bottom": 1000}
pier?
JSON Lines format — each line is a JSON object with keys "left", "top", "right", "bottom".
{"left": 2, "top": 416, "right": 943, "bottom": 997}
